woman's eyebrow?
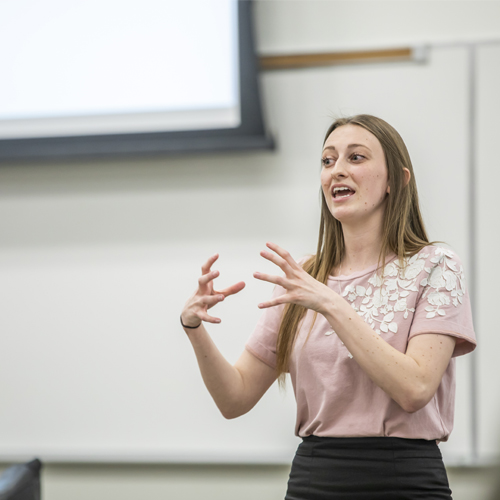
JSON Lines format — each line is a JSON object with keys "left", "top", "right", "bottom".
{"left": 347, "top": 143, "right": 371, "bottom": 150}
{"left": 322, "top": 144, "right": 371, "bottom": 152}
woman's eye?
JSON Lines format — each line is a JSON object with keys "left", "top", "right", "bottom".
{"left": 322, "top": 157, "right": 335, "bottom": 167}
{"left": 351, "top": 153, "right": 364, "bottom": 161}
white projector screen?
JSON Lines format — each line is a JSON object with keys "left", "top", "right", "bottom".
{"left": 0, "top": 0, "right": 272, "bottom": 160}
{"left": 0, "top": 0, "right": 239, "bottom": 138}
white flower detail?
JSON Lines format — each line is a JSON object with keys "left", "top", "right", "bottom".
{"left": 435, "top": 247, "right": 455, "bottom": 259}
{"left": 368, "top": 273, "right": 383, "bottom": 287}
{"left": 383, "top": 262, "right": 399, "bottom": 277}
{"left": 342, "top": 285, "right": 355, "bottom": 302}
{"left": 421, "top": 247, "right": 466, "bottom": 318}
{"left": 328, "top": 246, "right": 465, "bottom": 359}
{"left": 443, "top": 269, "right": 457, "bottom": 291}
{"left": 386, "top": 279, "right": 398, "bottom": 292}
{"left": 394, "top": 298, "right": 408, "bottom": 312}
{"left": 372, "top": 288, "right": 389, "bottom": 308}
{"left": 428, "top": 266, "right": 445, "bottom": 288}
{"left": 428, "top": 291, "right": 450, "bottom": 306}
{"left": 401, "top": 258, "right": 425, "bottom": 280}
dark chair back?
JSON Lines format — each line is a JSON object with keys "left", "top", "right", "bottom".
{"left": 0, "top": 459, "right": 42, "bottom": 500}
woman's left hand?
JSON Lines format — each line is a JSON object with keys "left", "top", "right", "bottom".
{"left": 253, "top": 242, "right": 336, "bottom": 314}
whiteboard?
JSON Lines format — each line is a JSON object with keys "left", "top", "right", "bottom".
{"left": 0, "top": 45, "right": 476, "bottom": 463}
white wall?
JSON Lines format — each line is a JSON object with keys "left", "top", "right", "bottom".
{"left": 1, "top": 0, "right": 500, "bottom": 498}
{"left": 477, "top": 43, "right": 500, "bottom": 462}
{"left": 255, "top": 0, "right": 500, "bottom": 53}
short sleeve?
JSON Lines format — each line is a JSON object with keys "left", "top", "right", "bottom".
{"left": 245, "top": 285, "right": 288, "bottom": 369}
{"left": 408, "top": 247, "right": 476, "bottom": 357}
{"left": 245, "top": 256, "right": 312, "bottom": 368}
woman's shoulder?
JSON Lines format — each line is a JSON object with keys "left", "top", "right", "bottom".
{"left": 404, "top": 245, "right": 465, "bottom": 275}
{"left": 410, "top": 244, "right": 462, "bottom": 261}
{"left": 405, "top": 245, "right": 474, "bottom": 356}
{"left": 399, "top": 245, "right": 467, "bottom": 305}
{"left": 381, "top": 244, "right": 466, "bottom": 292}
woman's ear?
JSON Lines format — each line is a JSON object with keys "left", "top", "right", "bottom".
{"left": 387, "top": 168, "right": 411, "bottom": 194}
{"left": 403, "top": 168, "right": 411, "bottom": 186}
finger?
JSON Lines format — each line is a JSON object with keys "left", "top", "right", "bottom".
{"left": 257, "top": 295, "right": 289, "bottom": 309}
{"left": 266, "top": 242, "right": 300, "bottom": 270}
{"left": 199, "top": 294, "right": 225, "bottom": 307}
{"left": 214, "top": 281, "right": 246, "bottom": 297}
{"left": 253, "top": 272, "right": 285, "bottom": 287}
{"left": 201, "top": 253, "right": 219, "bottom": 275}
{"left": 260, "top": 249, "right": 291, "bottom": 274}
{"left": 198, "top": 270, "right": 219, "bottom": 288}
{"left": 197, "top": 311, "right": 221, "bottom": 324}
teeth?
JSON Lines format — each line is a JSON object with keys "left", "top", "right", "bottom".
{"left": 333, "top": 186, "right": 353, "bottom": 198}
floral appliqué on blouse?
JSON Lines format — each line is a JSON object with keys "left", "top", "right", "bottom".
{"left": 327, "top": 247, "right": 467, "bottom": 359}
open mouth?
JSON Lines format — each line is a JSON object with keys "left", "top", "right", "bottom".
{"left": 332, "top": 186, "right": 355, "bottom": 199}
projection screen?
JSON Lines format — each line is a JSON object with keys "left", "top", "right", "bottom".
{"left": 0, "top": 0, "right": 272, "bottom": 161}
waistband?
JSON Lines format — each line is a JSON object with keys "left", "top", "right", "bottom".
{"left": 297, "top": 435, "right": 442, "bottom": 460}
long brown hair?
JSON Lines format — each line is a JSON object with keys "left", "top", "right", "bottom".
{"left": 276, "top": 114, "right": 432, "bottom": 385}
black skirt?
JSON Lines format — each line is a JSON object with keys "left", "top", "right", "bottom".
{"left": 285, "top": 436, "right": 452, "bottom": 500}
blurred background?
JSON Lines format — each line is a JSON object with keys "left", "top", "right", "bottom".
{"left": 0, "top": 1, "right": 499, "bottom": 499}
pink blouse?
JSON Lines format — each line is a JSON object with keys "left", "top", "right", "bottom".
{"left": 246, "top": 246, "right": 476, "bottom": 441}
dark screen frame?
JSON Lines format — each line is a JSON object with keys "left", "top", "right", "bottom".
{"left": 0, "top": 0, "right": 273, "bottom": 162}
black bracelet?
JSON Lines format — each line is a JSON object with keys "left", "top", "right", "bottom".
{"left": 180, "top": 315, "right": 202, "bottom": 329}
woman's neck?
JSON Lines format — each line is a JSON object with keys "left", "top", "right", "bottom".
{"left": 339, "top": 222, "right": 385, "bottom": 275}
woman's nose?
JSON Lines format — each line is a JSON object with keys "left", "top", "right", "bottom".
{"left": 331, "top": 159, "right": 348, "bottom": 179}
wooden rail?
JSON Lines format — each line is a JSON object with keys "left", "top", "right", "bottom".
{"left": 260, "top": 47, "right": 413, "bottom": 70}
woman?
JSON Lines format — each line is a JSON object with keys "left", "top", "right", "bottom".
{"left": 180, "top": 114, "right": 476, "bottom": 499}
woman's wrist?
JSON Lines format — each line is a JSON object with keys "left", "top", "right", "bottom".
{"left": 318, "top": 287, "right": 340, "bottom": 318}
{"left": 180, "top": 313, "right": 202, "bottom": 329}
{"left": 322, "top": 292, "right": 356, "bottom": 330}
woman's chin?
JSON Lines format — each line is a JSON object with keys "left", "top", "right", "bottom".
{"left": 330, "top": 203, "right": 386, "bottom": 227}
{"left": 330, "top": 208, "right": 355, "bottom": 223}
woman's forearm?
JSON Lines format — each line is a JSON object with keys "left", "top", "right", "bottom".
{"left": 184, "top": 324, "right": 247, "bottom": 418}
{"left": 321, "top": 294, "right": 454, "bottom": 413}
{"left": 253, "top": 243, "right": 455, "bottom": 413}
{"left": 180, "top": 253, "right": 262, "bottom": 418}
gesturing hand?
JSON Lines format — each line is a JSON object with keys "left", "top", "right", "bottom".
{"left": 181, "top": 254, "right": 246, "bottom": 328}
{"left": 253, "top": 242, "right": 335, "bottom": 314}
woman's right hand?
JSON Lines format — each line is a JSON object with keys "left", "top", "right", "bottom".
{"left": 181, "top": 254, "right": 246, "bottom": 327}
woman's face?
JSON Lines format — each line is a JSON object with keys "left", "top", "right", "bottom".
{"left": 320, "top": 124, "right": 390, "bottom": 227}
